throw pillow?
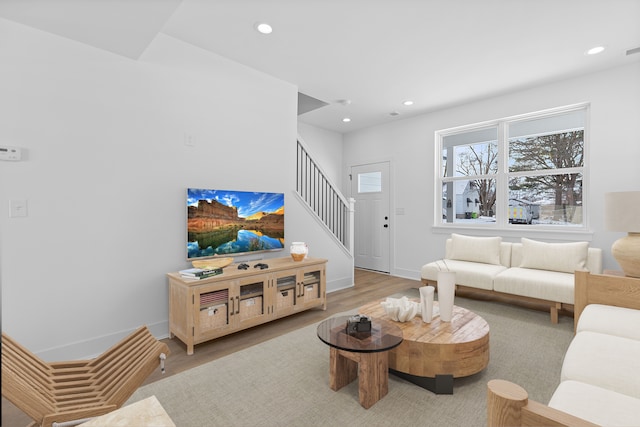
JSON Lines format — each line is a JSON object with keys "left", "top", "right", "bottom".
{"left": 520, "top": 238, "right": 589, "bottom": 273}
{"left": 449, "top": 234, "right": 502, "bottom": 265}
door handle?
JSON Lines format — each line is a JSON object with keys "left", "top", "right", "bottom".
{"left": 383, "top": 224, "right": 388, "bottom": 228}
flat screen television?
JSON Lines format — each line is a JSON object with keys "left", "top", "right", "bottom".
{"left": 187, "top": 188, "right": 285, "bottom": 260}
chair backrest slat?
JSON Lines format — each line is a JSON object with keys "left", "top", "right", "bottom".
{"left": 2, "top": 332, "right": 56, "bottom": 422}
{"left": 2, "top": 326, "right": 169, "bottom": 427}
{"left": 89, "top": 327, "right": 167, "bottom": 406}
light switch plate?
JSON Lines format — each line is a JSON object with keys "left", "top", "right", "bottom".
{"left": 0, "top": 146, "right": 22, "bottom": 161}
{"left": 10, "top": 200, "right": 28, "bottom": 218}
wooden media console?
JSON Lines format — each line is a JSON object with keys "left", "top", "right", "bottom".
{"left": 168, "top": 257, "right": 327, "bottom": 354}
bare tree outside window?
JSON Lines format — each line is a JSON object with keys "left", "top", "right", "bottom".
{"left": 455, "top": 142, "right": 498, "bottom": 217}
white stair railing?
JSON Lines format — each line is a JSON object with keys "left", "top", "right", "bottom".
{"left": 296, "top": 139, "right": 354, "bottom": 255}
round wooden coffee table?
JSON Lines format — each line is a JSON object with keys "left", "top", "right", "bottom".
{"left": 358, "top": 299, "right": 490, "bottom": 394}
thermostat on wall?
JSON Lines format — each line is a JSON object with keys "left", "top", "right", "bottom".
{"left": 0, "top": 145, "right": 22, "bottom": 161}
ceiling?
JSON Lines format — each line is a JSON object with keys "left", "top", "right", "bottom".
{"left": 1, "top": 0, "right": 639, "bottom": 133}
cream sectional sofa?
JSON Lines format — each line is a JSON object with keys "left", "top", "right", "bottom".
{"left": 421, "top": 234, "right": 603, "bottom": 323}
{"left": 488, "top": 271, "right": 640, "bottom": 427}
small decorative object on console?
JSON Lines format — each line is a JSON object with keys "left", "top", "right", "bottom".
{"left": 290, "top": 242, "right": 308, "bottom": 261}
{"left": 346, "top": 314, "right": 372, "bottom": 335}
{"left": 192, "top": 257, "right": 234, "bottom": 270}
{"left": 180, "top": 267, "right": 223, "bottom": 280}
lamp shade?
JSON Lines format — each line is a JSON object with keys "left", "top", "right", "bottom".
{"left": 604, "top": 191, "right": 640, "bottom": 232}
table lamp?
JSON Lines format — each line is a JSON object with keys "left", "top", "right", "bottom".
{"left": 604, "top": 191, "right": 640, "bottom": 278}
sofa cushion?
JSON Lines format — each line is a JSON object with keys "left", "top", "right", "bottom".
{"left": 549, "top": 380, "right": 640, "bottom": 427}
{"left": 578, "top": 304, "right": 640, "bottom": 341}
{"left": 420, "top": 259, "right": 506, "bottom": 291}
{"left": 449, "top": 234, "right": 502, "bottom": 265}
{"left": 519, "top": 238, "right": 588, "bottom": 273}
{"left": 561, "top": 331, "right": 640, "bottom": 399}
{"left": 446, "top": 239, "right": 512, "bottom": 267}
{"left": 493, "top": 267, "right": 574, "bottom": 304}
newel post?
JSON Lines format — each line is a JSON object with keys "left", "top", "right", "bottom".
{"left": 487, "top": 379, "right": 529, "bottom": 427}
{"left": 348, "top": 197, "right": 355, "bottom": 255}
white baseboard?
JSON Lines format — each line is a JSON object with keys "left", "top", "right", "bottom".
{"left": 391, "top": 267, "right": 422, "bottom": 282}
{"left": 36, "top": 320, "right": 169, "bottom": 362}
{"left": 326, "top": 276, "right": 354, "bottom": 293}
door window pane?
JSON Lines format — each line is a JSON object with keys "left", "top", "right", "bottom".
{"left": 358, "top": 172, "right": 382, "bottom": 193}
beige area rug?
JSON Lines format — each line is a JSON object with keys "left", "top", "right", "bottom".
{"left": 128, "top": 291, "right": 574, "bottom": 427}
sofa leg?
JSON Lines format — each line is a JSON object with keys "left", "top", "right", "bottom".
{"left": 550, "top": 302, "right": 561, "bottom": 324}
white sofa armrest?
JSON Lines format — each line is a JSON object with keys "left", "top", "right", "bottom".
{"left": 586, "top": 247, "right": 602, "bottom": 274}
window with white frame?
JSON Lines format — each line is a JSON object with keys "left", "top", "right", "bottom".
{"left": 436, "top": 105, "right": 587, "bottom": 228}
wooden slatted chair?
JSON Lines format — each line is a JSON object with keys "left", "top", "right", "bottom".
{"left": 1, "top": 325, "right": 169, "bottom": 427}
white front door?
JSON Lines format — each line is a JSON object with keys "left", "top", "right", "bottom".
{"left": 351, "top": 162, "right": 390, "bottom": 273}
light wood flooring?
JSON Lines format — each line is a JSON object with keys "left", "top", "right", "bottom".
{"left": 2, "top": 269, "right": 421, "bottom": 427}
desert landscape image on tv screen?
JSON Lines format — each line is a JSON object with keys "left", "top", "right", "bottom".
{"left": 187, "top": 188, "right": 285, "bottom": 259}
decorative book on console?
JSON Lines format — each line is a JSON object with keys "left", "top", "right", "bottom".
{"left": 179, "top": 267, "right": 223, "bottom": 279}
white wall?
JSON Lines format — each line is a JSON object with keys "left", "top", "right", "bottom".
{"left": 0, "top": 19, "right": 348, "bottom": 360}
{"left": 298, "top": 122, "right": 344, "bottom": 186}
{"left": 343, "top": 62, "right": 640, "bottom": 279}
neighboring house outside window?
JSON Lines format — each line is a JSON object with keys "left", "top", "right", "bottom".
{"left": 436, "top": 104, "right": 588, "bottom": 230}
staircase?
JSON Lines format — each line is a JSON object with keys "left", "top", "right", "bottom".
{"left": 296, "top": 138, "right": 354, "bottom": 255}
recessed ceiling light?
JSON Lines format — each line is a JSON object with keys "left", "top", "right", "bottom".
{"left": 586, "top": 46, "right": 605, "bottom": 55}
{"left": 342, "top": 117, "right": 351, "bottom": 123}
{"left": 402, "top": 100, "right": 414, "bottom": 106}
{"left": 255, "top": 22, "right": 273, "bottom": 34}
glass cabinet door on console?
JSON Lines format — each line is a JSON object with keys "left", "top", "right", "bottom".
{"left": 297, "top": 265, "right": 325, "bottom": 310}
{"left": 194, "top": 276, "right": 269, "bottom": 340}
{"left": 235, "top": 276, "right": 269, "bottom": 329}
{"left": 272, "top": 270, "right": 299, "bottom": 317}
{"left": 271, "top": 266, "right": 325, "bottom": 315}
{"left": 194, "top": 285, "right": 233, "bottom": 340}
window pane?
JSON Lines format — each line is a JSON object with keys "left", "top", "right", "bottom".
{"left": 442, "top": 179, "right": 496, "bottom": 223}
{"left": 358, "top": 172, "right": 382, "bottom": 193}
{"left": 508, "top": 173, "right": 583, "bottom": 226}
{"left": 443, "top": 143, "right": 499, "bottom": 178}
{"left": 509, "top": 110, "right": 585, "bottom": 139}
{"left": 509, "top": 111, "right": 584, "bottom": 173}
{"left": 443, "top": 127, "right": 497, "bottom": 147}
{"left": 443, "top": 128, "right": 498, "bottom": 178}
